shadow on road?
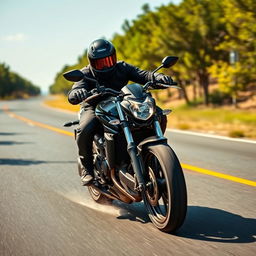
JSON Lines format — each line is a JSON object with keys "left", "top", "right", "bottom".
{"left": 0, "top": 132, "right": 21, "bottom": 136}
{"left": 0, "top": 141, "right": 32, "bottom": 145}
{"left": 114, "top": 201, "right": 150, "bottom": 224}
{"left": 177, "top": 205, "right": 256, "bottom": 243}
{"left": 112, "top": 204, "right": 255, "bottom": 243}
{"left": 0, "top": 158, "right": 75, "bottom": 165}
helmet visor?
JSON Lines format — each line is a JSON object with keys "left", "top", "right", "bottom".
{"left": 90, "top": 54, "right": 117, "bottom": 70}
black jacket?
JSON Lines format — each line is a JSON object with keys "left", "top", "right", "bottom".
{"left": 68, "top": 61, "right": 155, "bottom": 106}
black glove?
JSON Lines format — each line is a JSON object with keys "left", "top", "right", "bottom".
{"left": 154, "top": 73, "right": 173, "bottom": 85}
{"left": 68, "top": 88, "right": 87, "bottom": 104}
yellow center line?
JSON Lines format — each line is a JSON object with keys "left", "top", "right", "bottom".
{"left": 181, "top": 163, "right": 256, "bottom": 187}
{"left": 3, "top": 105, "right": 256, "bottom": 187}
{"left": 3, "top": 105, "right": 73, "bottom": 137}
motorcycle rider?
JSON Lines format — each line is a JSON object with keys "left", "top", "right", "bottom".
{"left": 68, "top": 39, "right": 173, "bottom": 186}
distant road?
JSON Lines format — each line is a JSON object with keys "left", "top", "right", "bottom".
{"left": 0, "top": 97, "right": 255, "bottom": 256}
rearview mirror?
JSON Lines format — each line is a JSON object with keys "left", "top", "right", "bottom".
{"left": 63, "top": 69, "right": 84, "bottom": 82}
{"left": 162, "top": 56, "right": 179, "bottom": 68}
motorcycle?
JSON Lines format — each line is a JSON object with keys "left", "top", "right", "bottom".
{"left": 63, "top": 56, "right": 187, "bottom": 233}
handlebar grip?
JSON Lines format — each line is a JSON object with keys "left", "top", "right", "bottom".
{"left": 82, "top": 93, "right": 101, "bottom": 103}
{"left": 104, "top": 88, "right": 120, "bottom": 95}
{"left": 156, "top": 82, "right": 178, "bottom": 86}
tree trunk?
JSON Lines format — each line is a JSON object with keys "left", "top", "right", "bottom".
{"left": 192, "top": 79, "right": 197, "bottom": 102}
{"left": 177, "top": 78, "right": 190, "bottom": 105}
{"left": 198, "top": 71, "right": 210, "bottom": 105}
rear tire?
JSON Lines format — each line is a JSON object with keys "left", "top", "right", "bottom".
{"left": 87, "top": 140, "right": 113, "bottom": 204}
{"left": 88, "top": 186, "right": 113, "bottom": 204}
{"left": 143, "top": 144, "right": 187, "bottom": 233}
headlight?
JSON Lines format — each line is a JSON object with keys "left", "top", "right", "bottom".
{"left": 129, "top": 101, "right": 154, "bottom": 120}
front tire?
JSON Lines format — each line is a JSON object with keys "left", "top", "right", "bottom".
{"left": 143, "top": 144, "right": 187, "bottom": 233}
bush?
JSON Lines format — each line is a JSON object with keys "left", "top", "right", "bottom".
{"left": 229, "top": 130, "right": 245, "bottom": 138}
{"left": 178, "top": 123, "right": 191, "bottom": 130}
{"left": 209, "top": 90, "right": 231, "bottom": 105}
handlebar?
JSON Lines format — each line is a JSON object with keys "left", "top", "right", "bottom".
{"left": 155, "top": 82, "right": 181, "bottom": 90}
{"left": 80, "top": 70, "right": 182, "bottom": 104}
{"left": 143, "top": 81, "right": 181, "bottom": 91}
{"left": 83, "top": 82, "right": 181, "bottom": 103}
{"left": 82, "top": 87, "right": 121, "bottom": 104}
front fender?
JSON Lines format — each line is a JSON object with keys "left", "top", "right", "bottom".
{"left": 137, "top": 136, "right": 167, "bottom": 153}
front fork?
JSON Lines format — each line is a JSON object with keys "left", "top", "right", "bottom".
{"left": 116, "top": 99, "right": 165, "bottom": 192}
{"left": 116, "top": 99, "right": 145, "bottom": 191}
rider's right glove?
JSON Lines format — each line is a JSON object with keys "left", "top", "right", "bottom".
{"left": 68, "top": 88, "right": 87, "bottom": 104}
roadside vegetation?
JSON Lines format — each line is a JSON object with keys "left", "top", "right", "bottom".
{"left": 168, "top": 106, "right": 256, "bottom": 139}
{"left": 0, "top": 63, "right": 40, "bottom": 99}
{"left": 47, "top": 0, "right": 256, "bottom": 139}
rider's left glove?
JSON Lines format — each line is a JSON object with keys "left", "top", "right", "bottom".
{"left": 154, "top": 73, "right": 173, "bottom": 84}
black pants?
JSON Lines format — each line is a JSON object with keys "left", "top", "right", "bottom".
{"left": 76, "top": 105, "right": 100, "bottom": 171}
{"left": 76, "top": 105, "right": 167, "bottom": 171}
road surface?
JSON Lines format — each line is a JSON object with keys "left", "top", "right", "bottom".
{"left": 0, "top": 97, "right": 255, "bottom": 256}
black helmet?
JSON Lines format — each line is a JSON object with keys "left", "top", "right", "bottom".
{"left": 87, "top": 39, "right": 117, "bottom": 73}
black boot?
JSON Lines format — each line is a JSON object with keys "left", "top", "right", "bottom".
{"left": 78, "top": 157, "right": 94, "bottom": 186}
{"left": 81, "top": 168, "right": 93, "bottom": 186}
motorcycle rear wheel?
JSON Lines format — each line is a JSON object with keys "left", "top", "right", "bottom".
{"left": 143, "top": 144, "right": 187, "bottom": 233}
{"left": 87, "top": 141, "right": 113, "bottom": 204}
{"left": 88, "top": 186, "right": 113, "bottom": 204}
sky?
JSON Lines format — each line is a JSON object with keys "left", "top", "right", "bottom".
{"left": 0, "top": 0, "right": 179, "bottom": 93}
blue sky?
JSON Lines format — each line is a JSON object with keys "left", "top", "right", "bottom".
{"left": 0, "top": 0, "right": 178, "bottom": 92}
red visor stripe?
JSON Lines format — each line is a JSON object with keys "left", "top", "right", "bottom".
{"left": 91, "top": 54, "right": 117, "bottom": 70}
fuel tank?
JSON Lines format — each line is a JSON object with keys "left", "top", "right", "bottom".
{"left": 95, "top": 97, "right": 120, "bottom": 133}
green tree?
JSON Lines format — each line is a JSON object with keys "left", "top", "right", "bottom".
{"left": 209, "top": 0, "right": 256, "bottom": 106}
{"left": 0, "top": 63, "right": 40, "bottom": 99}
{"left": 155, "top": 0, "right": 228, "bottom": 105}
{"left": 113, "top": 4, "right": 163, "bottom": 70}
{"left": 50, "top": 0, "right": 256, "bottom": 107}
{"left": 209, "top": 61, "right": 247, "bottom": 105}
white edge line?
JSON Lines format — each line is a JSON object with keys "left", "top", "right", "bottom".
{"left": 167, "top": 128, "right": 256, "bottom": 144}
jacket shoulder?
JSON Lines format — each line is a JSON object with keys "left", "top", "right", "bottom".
{"left": 116, "top": 61, "right": 134, "bottom": 71}
{"left": 80, "top": 65, "right": 91, "bottom": 75}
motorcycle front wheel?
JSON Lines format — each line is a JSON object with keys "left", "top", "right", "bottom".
{"left": 143, "top": 144, "right": 187, "bottom": 233}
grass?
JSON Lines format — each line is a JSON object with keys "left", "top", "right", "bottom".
{"left": 44, "top": 94, "right": 256, "bottom": 139}
{"left": 44, "top": 95, "right": 80, "bottom": 112}
{"left": 166, "top": 105, "right": 256, "bottom": 138}
{"left": 172, "top": 105, "right": 256, "bottom": 125}
{"left": 177, "top": 123, "right": 191, "bottom": 130}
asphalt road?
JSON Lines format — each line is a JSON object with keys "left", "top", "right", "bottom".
{"left": 0, "top": 97, "right": 255, "bottom": 256}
